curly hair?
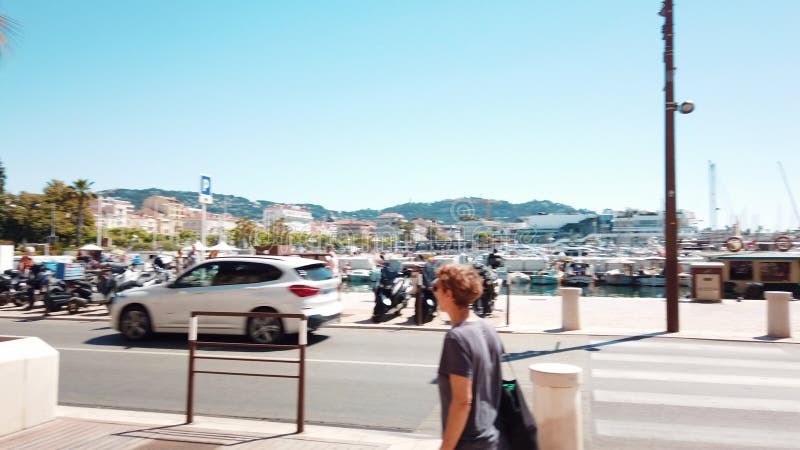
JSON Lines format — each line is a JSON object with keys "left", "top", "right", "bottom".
{"left": 436, "top": 264, "right": 483, "bottom": 308}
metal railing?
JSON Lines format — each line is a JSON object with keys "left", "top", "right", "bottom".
{"left": 185, "top": 311, "right": 308, "bottom": 433}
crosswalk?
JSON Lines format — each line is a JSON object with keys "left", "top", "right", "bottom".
{"left": 587, "top": 338, "right": 800, "bottom": 450}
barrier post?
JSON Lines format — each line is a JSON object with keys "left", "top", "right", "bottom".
{"left": 530, "top": 363, "right": 583, "bottom": 450}
{"left": 186, "top": 315, "right": 198, "bottom": 423}
{"left": 415, "top": 271, "right": 423, "bottom": 326}
{"left": 766, "top": 291, "right": 792, "bottom": 338}
{"left": 559, "top": 287, "right": 582, "bottom": 331}
{"left": 505, "top": 279, "right": 511, "bottom": 326}
{"left": 297, "top": 318, "right": 307, "bottom": 433}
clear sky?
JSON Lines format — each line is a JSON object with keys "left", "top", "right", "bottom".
{"left": 1, "top": 1, "right": 798, "bottom": 231}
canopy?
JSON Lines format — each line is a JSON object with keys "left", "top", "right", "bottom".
{"left": 79, "top": 244, "right": 104, "bottom": 251}
{"left": 209, "top": 241, "right": 237, "bottom": 251}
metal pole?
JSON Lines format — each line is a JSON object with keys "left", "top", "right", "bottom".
{"left": 96, "top": 196, "right": 103, "bottom": 246}
{"left": 297, "top": 319, "right": 307, "bottom": 434}
{"left": 200, "top": 204, "right": 207, "bottom": 261}
{"left": 505, "top": 280, "right": 510, "bottom": 326}
{"left": 186, "top": 315, "right": 198, "bottom": 423}
{"left": 663, "top": 0, "right": 679, "bottom": 332}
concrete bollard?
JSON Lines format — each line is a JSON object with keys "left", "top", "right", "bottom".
{"left": 530, "top": 363, "right": 583, "bottom": 450}
{"left": 559, "top": 287, "right": 582, "bottom": 331}
{"left": 766, "top": 291, "right": 792, "bottom": 338}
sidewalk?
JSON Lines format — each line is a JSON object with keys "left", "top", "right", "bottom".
{"left": 1, "top": 291, "right": 798, "bottom": 343}
{"left": 0, "top": 406, "right": 440, "bottom": 449}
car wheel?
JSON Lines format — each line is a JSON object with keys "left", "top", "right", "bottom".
{"left": 120, "top": 306, "right": 152, "bottom": 341}
{"left": 247, "top": 312, "right": 284, "bottom": 344}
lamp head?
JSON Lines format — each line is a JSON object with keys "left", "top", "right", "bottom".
{"left": 679, "top": 101, "right": 695, "bottom": 114}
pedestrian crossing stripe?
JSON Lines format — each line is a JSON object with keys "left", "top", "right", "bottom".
{"left": 590, "top": 352, "right": 800, "bottom": 370}
{"left": 592, "top": 369, "right": 800, "bottom": 388}
{"left": 588, "top": 340, "right": 786, "bottom": 356}
{"left": 595, "top": 419, "right": 800, "bottom": 448}
{"left": 593, "top": 390, "right": 800, "bottom": 413}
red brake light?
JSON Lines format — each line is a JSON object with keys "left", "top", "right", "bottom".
{"left": 288, "top": 285, "right": 320, "bottom": 297}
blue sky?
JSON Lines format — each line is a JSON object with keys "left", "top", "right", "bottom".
{"left": 1, "top": 1, "right": 798, "bottom": 231}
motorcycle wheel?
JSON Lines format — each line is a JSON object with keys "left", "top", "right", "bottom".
{"left": 12, "top": 293, "right": 26, "bottom": 307}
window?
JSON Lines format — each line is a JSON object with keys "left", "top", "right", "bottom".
{"left": 760, "top": 262, "right": 790, "bottom": 282}
{"left": 213, "top": 262, "right": 282, "bottom": 286}
{"left": 729, "top": 261, "right": 753, "bottom": 281}
{"left": 296, "top": 263, "right": 333, "bottom": 281}
{"left": 175, "top": 263, "right": 221, "bottom": 288}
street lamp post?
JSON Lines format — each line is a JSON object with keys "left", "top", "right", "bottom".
{"left": 662, "top": 0, "right": 694, "bottom": 332}
{"left": 46, "top": 203, "right": 56, "bottom": 256}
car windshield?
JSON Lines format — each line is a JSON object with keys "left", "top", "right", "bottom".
{"left": 295, "top": 263, "right": 332, "bottom": 281}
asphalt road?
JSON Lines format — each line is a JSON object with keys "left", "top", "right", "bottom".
{"left": 2, "top": 318, "right": 799, "bottom": 449}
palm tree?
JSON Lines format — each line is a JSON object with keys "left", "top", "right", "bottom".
{"left": 0, "top": 14, "right": 19, "bottom": 57}
{"left": 71, "top": 179, "right": 96, "bottom": 246}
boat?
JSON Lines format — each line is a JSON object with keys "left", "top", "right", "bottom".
{"left": 602, "top": 259, "right": 637, "bottom": 286}
{"left": 563, "top": 261, "right": 595, "bottom": 286}
{"left": 529, "top": 268, "right": 563, "bottom": 285}
{"left": 340, "top": 257, "right": 380, "bottom": 284}
{"left": 636, "top": 268, "right": 666, "bottom": 286}
{"left": 507, "top": 272, "right": 531, "bottom": 284}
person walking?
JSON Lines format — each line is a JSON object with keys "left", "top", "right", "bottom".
{"left": 325, "top": 245, "right": 339, "bottom": 276}
{"left": 434, "top": 264, "right": 506, "bottom": 450}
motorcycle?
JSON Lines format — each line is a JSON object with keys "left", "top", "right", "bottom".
{"left": 472, "top": 263, "right": 499, "bottom": 317}
{"left": 0, "top": 269, "right": 28, "bottom": 307}
{"left": 371, "top": 263, "right": 412, "bottom": 323}
{"left": 415, "top": 263, "right": 438, "bottom": 323}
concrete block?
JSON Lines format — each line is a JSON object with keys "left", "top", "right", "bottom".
{"left": 0, "top": 336, "right": 60, "bottom": 437}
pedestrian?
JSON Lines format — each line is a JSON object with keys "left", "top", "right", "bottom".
{"left": 186, "top": 246, "right": 197, "bottom": 268}
{"left": 325, "top": 245, "right": 339, "bottom": 276}
{"left": 434, "top": 264, "right": 505, "bottom": 450}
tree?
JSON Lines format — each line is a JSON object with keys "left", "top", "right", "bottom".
{"left": 0, "top": 14, "right": 18, "bottom": 57}
{"left": 399, "top": 221, "right": 415, "bottom": 243}
{"left": 71, "top": 179, "right": 96, "bottom": 246}
{"left": 231, "top": 217, "right": 259, "bottom": 249}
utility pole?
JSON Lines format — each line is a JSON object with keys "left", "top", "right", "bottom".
{"left": 662, "top": 0, "right": 679, "bottom": 332}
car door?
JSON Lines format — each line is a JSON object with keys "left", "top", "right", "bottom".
{"left": 209, "top": 261, "right": 284, "bottom": 330}
{"left": 159, "top": 261, "right": 225, "bottom": 329}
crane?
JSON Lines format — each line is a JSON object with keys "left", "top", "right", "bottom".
{"left": 777, "top": 161, "right": 800, "bottom": 229}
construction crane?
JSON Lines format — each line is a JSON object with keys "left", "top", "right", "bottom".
{"left": 777, "top": 161, "right": 800, "bottom": 229}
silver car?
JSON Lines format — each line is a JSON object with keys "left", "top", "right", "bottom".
{"left": 110, "top": 255, "right": 341, "bottom": 343}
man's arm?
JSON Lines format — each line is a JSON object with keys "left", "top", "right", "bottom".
{"left": 440, "top": 373, "right": 472, "bottom": 450}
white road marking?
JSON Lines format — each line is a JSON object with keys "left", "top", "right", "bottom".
{"left": 594, "top": 390, "right": 800, "bottom": 413}
{"left": 55, "top": 347, "right": 437, "bottom": 368}
{"left": 595, "top": 419, "right": 800, "bottom": 448}
{"left": 590, "top": 352, "right": 800, "bottom": 370}
{"left": 592, "top": 369, "right": 800, "bottom": 387}
{"left": 589, "top": 339, "right": 786, "bottom": 355}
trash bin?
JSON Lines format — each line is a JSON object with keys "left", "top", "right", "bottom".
{"left": 690, "top": 262, "right": 724, "bottom": 302}
{"left": 744, "top": 283, "right": 764, "bottom": 300}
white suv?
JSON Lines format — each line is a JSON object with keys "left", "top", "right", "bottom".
{"left": 109, "top": 255, "right": 341, "bottom": 343}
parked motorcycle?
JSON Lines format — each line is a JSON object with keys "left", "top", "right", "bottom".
{"left": 415, "top": 262, "right": 438, "bottom": 323}
{"left": 371, "top": 263, "right": 412, "bottom": 322}
{"left": 0, "top": 269, "right": 28, "bottom": 307}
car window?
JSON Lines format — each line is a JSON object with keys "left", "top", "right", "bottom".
{"left": 295, "top": 263, "right": 332, "bottom": 281}
{"left": 175, "top": 263, "right": 221, "bottom": 288}
{"left": 212, "top": 261, "right": 282, "bottom": 286}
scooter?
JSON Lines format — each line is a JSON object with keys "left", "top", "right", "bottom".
{"left": 371, "top": 264, "right": 412, "bottom": 323}
{"left": 472, "top": 263, "right": 499, "bottom": 317}
{"left": 415, "top": 263, "right": 438, "bottom": 323}
{"left": 0, "top": 269, "right": 28, "bottom": 307}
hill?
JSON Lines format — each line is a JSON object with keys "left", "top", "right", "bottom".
{"left": 99, "top": 189, "right": 594, "bottom": 224}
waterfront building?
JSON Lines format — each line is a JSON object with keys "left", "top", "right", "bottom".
{"left": 263, "top": 204, "right": 314, "bottom": 233}
{"left": 374, "top": 212, "right": 404, "bottom": 241}
{"left": 90, "top": 197, "right": 135, "bottom": 229}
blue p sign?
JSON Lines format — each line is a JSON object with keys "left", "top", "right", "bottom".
{"left": 200, "top": 175, "right": 212, "bottom": 196}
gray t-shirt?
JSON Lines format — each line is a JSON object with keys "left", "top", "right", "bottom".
{"left": 438, "top": 318, "right": 505, "bottom": 450}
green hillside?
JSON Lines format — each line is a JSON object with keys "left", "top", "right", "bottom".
{"left": 99, "top": 189, "right": 594, "bottom": 224}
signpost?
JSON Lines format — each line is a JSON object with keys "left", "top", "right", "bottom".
{"left": 199, "top": 175, "right": 213, "bottom": 261}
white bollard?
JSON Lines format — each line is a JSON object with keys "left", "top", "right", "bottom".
{"left": 559, "top": 287, "right": 582, "bottom": 331}
{"left": 530, "top": 363, "right": 583, "bottom": 450}
{"left": 765, "top": 291, "right": 792, "bottom": 338}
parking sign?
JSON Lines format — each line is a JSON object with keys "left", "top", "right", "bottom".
{"left": 199, "top": 175, "right": 213, "bottom": 204}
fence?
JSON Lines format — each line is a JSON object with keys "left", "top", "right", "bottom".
{"left": 185, "top": 311, "right": 308, "bottom": 433}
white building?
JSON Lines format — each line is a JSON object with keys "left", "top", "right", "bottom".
{"left": 374, "top": 212, "right": 404, "bottom": 240}
{"left": 263, "top": 204, "right": 314, "bottom": 233}
{"left": 91, "top": 197, "right": 135, "bottom": 229}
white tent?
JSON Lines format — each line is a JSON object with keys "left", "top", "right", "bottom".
{"left": 79, "top": 243, "right": 104, "bottom": 251}
{"left": 209, "top": 242, "right": 237, "bottom": 251}
{"left": 182, "top": 241, "right": 207, "bottom": 252}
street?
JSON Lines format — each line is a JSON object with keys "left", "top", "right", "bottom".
{"left": 2, "top": 318, "right": 799, "bottom": 449}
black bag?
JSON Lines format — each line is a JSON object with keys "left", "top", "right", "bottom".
{"left": 497, "top": 378, "right": 538, "bottom": 450}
